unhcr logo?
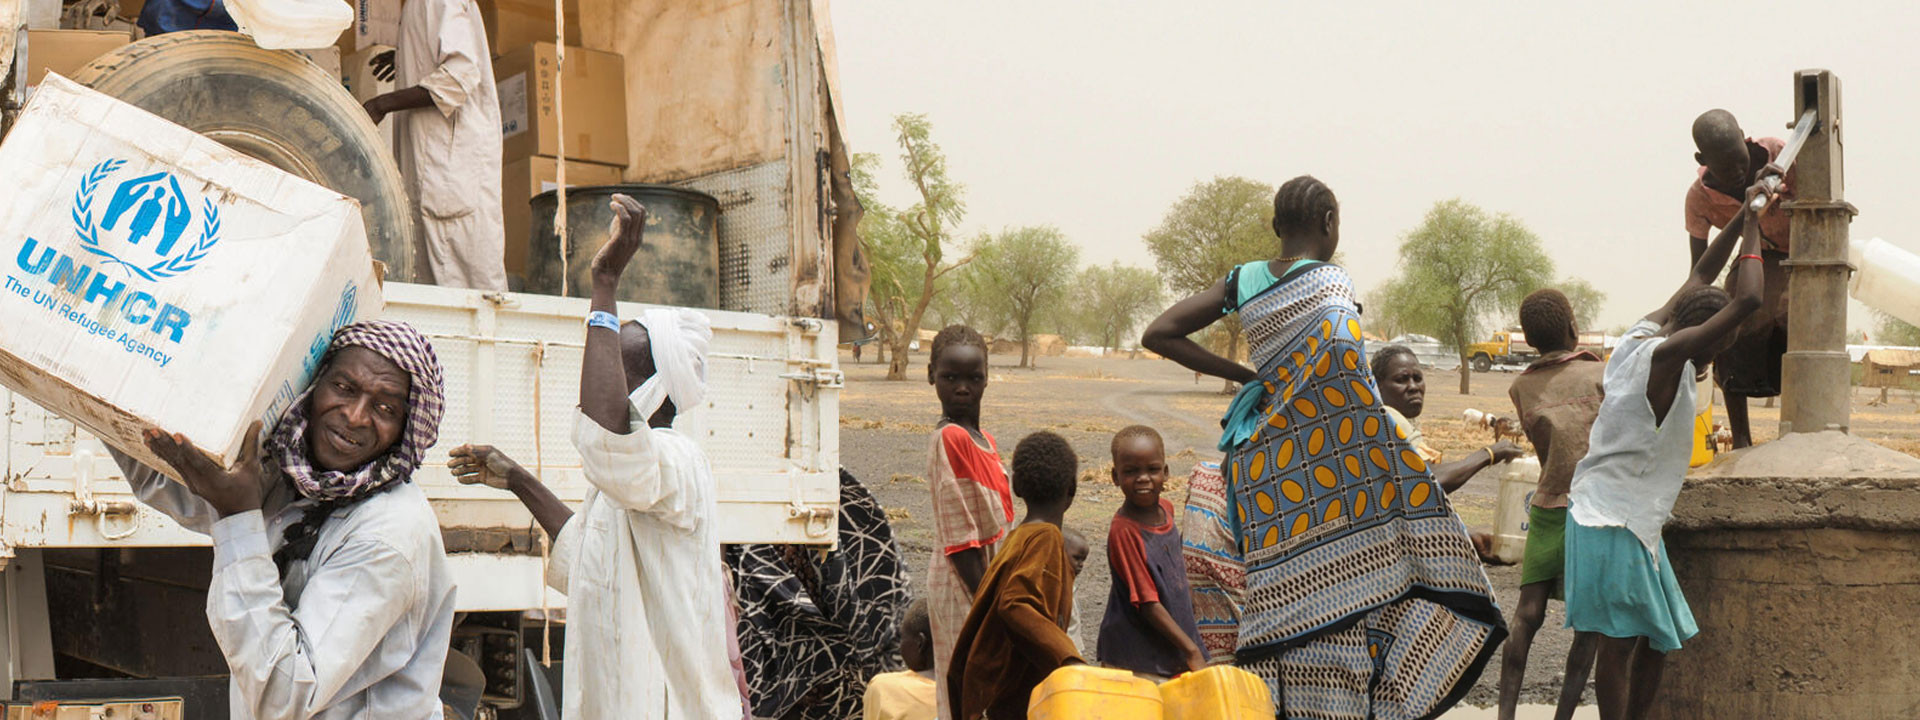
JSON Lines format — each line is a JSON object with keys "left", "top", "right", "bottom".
{"left": 73, "top": 159, "right": 222, "bottom": 281}
{"left": 6, "top": 158, "right": 222, "bottom": 353}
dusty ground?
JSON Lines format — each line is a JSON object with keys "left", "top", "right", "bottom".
{"left": 838, "top": 350, "right": 1920, "bottom": 707}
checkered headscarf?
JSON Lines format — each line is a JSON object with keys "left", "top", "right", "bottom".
{"left": 266, "top": 320, "right": 446, "bottom": 502}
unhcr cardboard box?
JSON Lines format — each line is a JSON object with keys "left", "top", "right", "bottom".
{"left": 0, "top": 75, "right": 383, "bottom": 472}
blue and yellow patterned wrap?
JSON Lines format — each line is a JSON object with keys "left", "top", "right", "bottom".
{"left": 1222, "top": 262, "right": 1505, "bottom": 720}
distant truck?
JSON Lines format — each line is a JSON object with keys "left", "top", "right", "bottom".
{"left": 1465, "top": 329, "right": 1538, "bottom": 372}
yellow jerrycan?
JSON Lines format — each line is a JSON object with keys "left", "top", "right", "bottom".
{"left": 1160, "top": 665, "right": 1275, "bottom": 719}
{"left": 1027, "top": 665, "right": 1162, "bottom": 720}
{"left": 1690, "top": 374, "right": 1716, "bottom": 468}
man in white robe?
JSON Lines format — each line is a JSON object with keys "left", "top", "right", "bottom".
{"left": 363, "top": 0, "right": 507, "bottom": 291}
{"left": 448, "top": 195, "right": 744, "bottom": 718}
{"left": 111, "top": 321, "right": 457, "bottom": 719}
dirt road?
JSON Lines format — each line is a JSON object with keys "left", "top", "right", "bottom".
{"left": 838, "top": 350, "right": 1920, "bottom": 707}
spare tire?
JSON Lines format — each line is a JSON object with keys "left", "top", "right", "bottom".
{"left": 69, "top": 31, "right": 419, "bottom": 282}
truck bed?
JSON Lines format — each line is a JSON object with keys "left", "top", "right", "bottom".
{"left": 1, "top": 282, "right": 841, "bottom": 612}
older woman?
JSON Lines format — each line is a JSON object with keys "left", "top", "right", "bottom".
{"left": 1369, "top": 345, "right": 1525, "bottom": 493}
{"left": 1144, "top": 176, "right": 1504, "bottom": 719}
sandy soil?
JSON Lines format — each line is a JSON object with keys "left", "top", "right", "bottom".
{"left": 837, "top": 350, "right": 1920, "bottom": 707}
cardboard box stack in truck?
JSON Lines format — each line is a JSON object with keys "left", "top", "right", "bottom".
{"left": 0, "top": 0, "right": 867, "bottom": 715}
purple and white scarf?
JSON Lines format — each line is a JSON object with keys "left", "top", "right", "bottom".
{"left": 265, "top": 320, "right": 445, "bottom": 501}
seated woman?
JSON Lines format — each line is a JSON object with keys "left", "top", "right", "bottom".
{"left": 1142, "top": 175, "right": 1505, "bottom": 719}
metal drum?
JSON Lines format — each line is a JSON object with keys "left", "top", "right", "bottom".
{"left": 527, "top": 185, "right": 720, "bottom": 308}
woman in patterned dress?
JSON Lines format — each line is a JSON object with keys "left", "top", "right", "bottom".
{"left": 1144, "top": 176, "right": 1505, "bottom": 719}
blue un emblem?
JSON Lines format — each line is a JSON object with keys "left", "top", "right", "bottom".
{"left": 72, "top": 159, "right": 221, "bottom": 282}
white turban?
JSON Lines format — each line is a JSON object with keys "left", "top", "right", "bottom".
{"left": 629, "top": 308, "right": 714, "bottom": 420}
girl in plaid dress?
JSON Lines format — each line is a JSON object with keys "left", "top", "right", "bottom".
{"left": 923, "top": 325, "right": 1016, "bottom": 719}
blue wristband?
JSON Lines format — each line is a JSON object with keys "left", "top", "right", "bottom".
{"left": 586, "top": 311, "right": 621, "bottom": 332}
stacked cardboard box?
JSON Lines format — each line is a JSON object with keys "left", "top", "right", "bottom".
{"left": 336, "top": 0, "right": 403, "bottom": 56}
{"left": 23, "top": 30, "right": 130, "bottom": 95}
{"left": 477, "top": 0, "right": 578, "bottom": 56}
{"left": 493, "top": 42, "right": 627, "bottom": 168}
{"left": 340, "top": 45, "right": 398, "bottom": 152}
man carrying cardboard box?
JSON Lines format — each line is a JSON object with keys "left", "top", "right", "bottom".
{"left": 362, "top": 0, "right": 506, "bottom": 291}
{"left": 110, "top": 320, "right": 457, "bottom": 719}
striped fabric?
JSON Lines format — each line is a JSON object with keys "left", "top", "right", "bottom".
{"left": 1180, "top": 460, "right": 1246, "bottom": 662}
{"left": 267, "top": 320, "right": 445, "bottom": 501}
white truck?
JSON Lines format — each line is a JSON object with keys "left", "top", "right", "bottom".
{"left": 0, "top": 2, "right": 866, "bottom": 716}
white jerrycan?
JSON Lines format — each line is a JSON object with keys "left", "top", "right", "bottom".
{"left": 225, "top": 0, "right": 353, "bottom": 50}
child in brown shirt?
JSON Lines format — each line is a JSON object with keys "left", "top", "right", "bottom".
{"left": 947, "top": 431, "right": 1085, "bottom": 720}
{"left": 1497, "top": 288, "right": 1605, "bottom": 720}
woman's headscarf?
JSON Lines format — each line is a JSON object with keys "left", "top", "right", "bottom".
{"left": 266, "top": 320, "right": 446, "bottom": 502}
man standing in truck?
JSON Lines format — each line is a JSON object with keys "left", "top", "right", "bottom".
{"left": 110, "top": 320, "right": 457, "bottom": 719}
{"left": 448, "top": 195, "right": 747, "bottom": 717}
{"left": 1685, "top": 109, "right": 1790, "bottom": 448}
{"left": 363, "top": 0, "right": 507, "bottom": 292}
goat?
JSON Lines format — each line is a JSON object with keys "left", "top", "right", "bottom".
{"left": 1463, "top": 408, "right": 1527, "bottom": 445}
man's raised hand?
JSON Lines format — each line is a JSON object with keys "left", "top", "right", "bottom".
{"left": 448, "top": 444, "right": 530, "bottom": 491}
{"left": 145, "top": 422, "right": 264, "bottom": 518}
{"left": 590, "top": 194, "right": 647, "bottom": 287}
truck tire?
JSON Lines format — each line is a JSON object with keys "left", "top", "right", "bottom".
{"left": 1471, "top": 354, "right": 1493, "bottom": 373}
{"left": 68, "top": 31, "right": 419, "bottom": 282}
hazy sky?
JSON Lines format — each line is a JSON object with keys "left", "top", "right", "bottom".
{"left": 829, "top": 1, "right": 1920, "bottom": 333}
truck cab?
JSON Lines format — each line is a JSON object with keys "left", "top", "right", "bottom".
{"left": 1465, "top": 329, "right": 1539, "bottom": 373}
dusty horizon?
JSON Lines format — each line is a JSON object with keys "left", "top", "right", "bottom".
{"left": 831, "top": 1, "right": 1920, "bottom": 336}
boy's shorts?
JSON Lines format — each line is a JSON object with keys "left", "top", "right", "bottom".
{"left": 1518, "top": 505, "right": 1567, "bottom": 599}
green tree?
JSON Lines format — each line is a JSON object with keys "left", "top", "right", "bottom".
{"left": 1078, "top": 262, "right": 1165, "bottom": 354}
{"left": 967, "top": 226, "right": 1079, "bottom": 368}
{"left": 1144, "top": 176, "right": 1277, "bottom": 391}
{"left": 1372, "top": 200, "right": 1554, "bottom": 393}
{"left": 852, "top": 153, "right": 906, "bottom": 366}
{"left": 1555, "top": 277, "right": 1608, "bottom": 331}
{"left": 1876, "top": 311, "right": 1920, "bottom": 346}
{"left": 856, "top": 114, "right": 973, "bottom": 380}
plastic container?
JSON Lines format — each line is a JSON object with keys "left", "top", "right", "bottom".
{"left": 1850, "top": 237, "right": 1920, "bottom": 329}
{"left": 1490, "top": 456, "right": 1541, "bottom": 564}
{"left": 1690, "top": 375, "right": 1716, "bottom": 468}
{"left": 1028, "top": 665, "right": 1162, "bottom": 720}
{"left": 224, "top": 0, "right": 352, "bottom": 50}
{"left": 1160, "top": 665, "right": 1274, "bottom": 719}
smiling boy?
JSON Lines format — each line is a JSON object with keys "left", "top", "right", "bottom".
{"left": 1097, "top": 425, "right": 1207, "bottom": 678}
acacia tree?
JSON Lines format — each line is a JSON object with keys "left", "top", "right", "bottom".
{"left": 1079, "top": 262, "right": 1164, "bottom": 354}
{"left": 1876, "top": 311, "right": 1920, "bottom": 346}
{"left": 1372, "top": 200, "right": 1554, "bottom": 394}
{"left": 852, "top": 153, "right": 905, "bottom": 366}
{"left": 857, "top": 114, "right": 972, "bottom": 380}
{"left": 1554, "top": 277, "right": 1608, "bottom": 332}
{"left": 1144, "top": 176, "right": 1277, "bottom": 392}
{"left": 967, "top": 226, "right": 1079, "bottom": 368}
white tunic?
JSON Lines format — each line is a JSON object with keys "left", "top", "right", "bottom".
{"left": 394, "top": 0, "right": 507, "bottom": 291}
{"left": 548, "top": 410, "right": 744, "bottom": 719}
{"left": 113, "top": 453, "right": 456, "bottom": 720}
{"left": 1568, "top": 318, "right": 1698, "bottom": 556}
